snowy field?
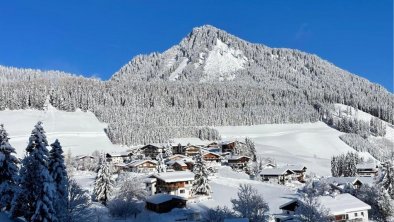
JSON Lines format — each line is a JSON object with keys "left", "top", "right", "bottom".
{"left": 0, "top": 105, "right": 123, "bottom": 157}
{"left": 215, "top": 122, "right": 356, "bottom": 176}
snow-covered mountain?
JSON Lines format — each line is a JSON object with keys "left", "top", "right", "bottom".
{"left": 0, "top": 25, "right": 393, "bottom": 146}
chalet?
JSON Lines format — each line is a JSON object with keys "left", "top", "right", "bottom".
{"left": 170, "top": 138, "right": 209, "bottom": 154}
{"left": 140, "top": 144, "right": 164, "bottom": 160}
{"left": 184, "top": 145, "right": 201, "bottom": 157}
{"left": 277, "top": 194, "right": 371, "bottom": 222}
{"left": 202, "top": 151, "right": 221, "bottom": 162}
{"left": 206, "top": 142, "right": 220, "bottom": 149}
{"left": 356, "top": 162, "right": 378, "bottom": 177}
{"left": 145, "top": 193, "right": 187, "bottom": 213}
{"left": 170, "top": 160, "right": 189, "bottom": 171}
{"left": 105, "top": 151, "right": 133, "bottom": 164}
{"left": 144, "top": 171, "right": 195, "bottom": 199}
{"left": 287, "top": 165, "right": 307, "bottom": 182}
{"left": 227, "top": 156, "right": 251, "bottom": 169}
{"left": 324, "top": 177, "right": 374, "bottom": 190}
{"left": 75, "top": 155, "right": 95, "bottom": 170}
{"left": 167, "top": 154, "right": 188, "bottom": 161}
{"left": 221, "top": 140, "right": 246, "bottom": 154}
{"left": 128, "top": 160, "right": 158, "bottom": 173}
{"left": 260, "top": 168, "right": 294, "bottom": 185}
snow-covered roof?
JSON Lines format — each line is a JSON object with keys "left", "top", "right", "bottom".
{"left": 167, "top": 154, "right": 187, "bottom": 160}
{"left": 201, "top": 150, "right": 221, "bottom": 157}
{"left": 169, "top": 137, "right": 210, "bottom": 146}
{"left": 75, "top": 155, "right": 94, "bottom": 160}
{"left": 260, "top": 167, "right": 294, "bottom": 176}
{"left": 141, "top": 143, "right": 165, "bottom": 149}
{"left": 324, "top": 177, "right": 374, "bottom": 186}
{"left": 356, "top": 162, "right": 377, "bottom": 169}
{"left": 146, "top": 193, "right": 187, "bottom": 204}
{"left": 128, "top": 160, "right": 157, "bottom": 167}
{"left": 286, "top": 164, "right": 307, "bottom": 171}
{"left": 227, "top": 155, "right": 250, "bottom": 160}
{"left": 317, "top": 193, "right": 371, "bottom": 215}
{"left": 171, "top": 160, "right": 187, "bottom": 167}
{"left": 151, "top": 171, "right": 195, "bottom": 183}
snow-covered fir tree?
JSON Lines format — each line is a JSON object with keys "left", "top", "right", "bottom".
{"left": 245, "top": 137, "right": 257, "bottom": 161}
{"left": 331, "top": 152, "right": 361, "bottom": 177}
{"left": 0, "top": 124, "right": 19, "bottom": 210}
{"left": 11, "top": 121, "right": 58, "bottom": 222}
{"left": 191, "top": 150, "right": 211, "bottom": 196}
{"left": 378, "top": 161, "right": 394, "bottom": 199}
{"left": 93, "top": 160, "right": 113, "bottom": 205}
{"left": 163, "top": 144, "right": 173, "bottom": 158}
{"left": 156, "top": 152, "right": 167, "bottom": 173}
{"left": 49, "top": 139, "right": 69, "bottom": 221}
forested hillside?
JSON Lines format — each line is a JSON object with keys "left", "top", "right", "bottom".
{"left": 0, "top": 25, "right": 392, "bottom": 146}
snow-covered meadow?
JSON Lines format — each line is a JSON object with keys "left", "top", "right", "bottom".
{"left": 0, "top": 104, "right": 123, "bottom": 158}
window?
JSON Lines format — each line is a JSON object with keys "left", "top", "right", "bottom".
{"left": 361, "top": 212, "right": 364, "bottom": 217}
{"left": 180, "top": 189, "right": 185, "bottom": 194}
{"left": 355, "top": 213, "right": 358, "bottom": 217}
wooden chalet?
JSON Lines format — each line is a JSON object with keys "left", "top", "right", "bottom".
{"left": 202, "top": 151, "right": 221, "bottom": 162}
{"left": 128, "top": 160, "right": 158, "bottom": 173}
{"left": 105, "top": 151, "right": 133, "bottom": 164}
{"left": 276, "top": 194, "right": 371, "bottom": 222}
{"left": 356, "top": 163, "right": 378, "bottom": 177}
{"left": 259, "top": 168, "right": 294, "bottom": 185}
{"left": 287, "top": 165, "right": 307, "bottom": 182}
{"left": 227, "top": 155, "right": 251, "bottom": 169}
{"left": 184, "top": 145, "right": 201, "bottom": 157}
{"left": 140, "top": 144, "right": 164, "bottom": 160}
{"left": 145, "top": 194, "right": 187, "bottom": 213}
{"left": 171, "top": 160, "right": 189, "bottom": 171}
{"left": 221, "top": 140, "right": 245, "bottom": 154}
{"left": 144, "top": 171, "right": 195, "bottom": 199}
{"left": 324, "top": 177, "right": 374, "bottom": 190}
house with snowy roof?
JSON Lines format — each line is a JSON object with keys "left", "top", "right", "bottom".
{"left": 145, "top": 193, "right": 187, "bottom": 213}
{"left": 128, "top": 160, "right": 158, "bottom": 173}
{"left": 260, "top": 167, "right": 294, "bottom": 185}
{"left": 227, "top": 155, "right": 251, "bottom": 169}
{"left": 105, "top": 151, "right": 133, "bottom": 164}
{"left": 202, "top": 150, "right": 221, "bottom": 162}
{"left": 323, "top": 176, "right": 374, "bottom": 190}
{"left": 144, "top": 171, "right": 195, "bottom": 199}
{"left": 140, "top": 144, "right": 164, "bottom": 160}
{"left": 356, "top": 162, "right": 378, "bottom": 177}
{"left": 277, "top": 193, "right": 371, "bottom": 222}
{"left": 287, "top": 164, "right": 307, "bottom": 182}
{"left": 221, "top": 140, "right": 245, "bottom": 154}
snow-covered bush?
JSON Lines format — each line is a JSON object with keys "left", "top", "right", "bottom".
{"left": 107, "top": 198, "right": 141, "bottom": 218}
{"left": 231, "top": 184, "right": 269, "bottom": 222}
{"left": 67, "top": 178, "right": 92, "bottom": 222}
{"left": 204, "top": 206, "right": 238, "bottom": 222}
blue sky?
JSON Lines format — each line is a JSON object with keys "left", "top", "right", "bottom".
{"left": 0, "top": 0, "right": 392, "bottom": 90}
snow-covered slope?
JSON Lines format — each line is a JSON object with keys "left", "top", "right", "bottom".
{"left": 0, "top": 105, "right": 122, "bottom": 157}
{"left": 334, "top": 103, "right": 394, "bottom": 142}
{"left": 215, "top": 122, "right": 357, "bottom": 176}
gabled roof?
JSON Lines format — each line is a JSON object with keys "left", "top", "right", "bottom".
{"left": 171, "top": 160, "right": 187, "bottom": 167}
{"left": 279, "top": 194, "right": 371, "bottom": 216}
{"left": 356, "top": 162, "right": 377, "bottom": 169}
{"left": 260, "top": 167, "right": 294, "bottom": 176}
{"left": 227, "top": 155, "right": 250, "bottom": 161}
{"left": 324, "top": 177, "right": 374, "bottom": 186}
{"left": 286, "top": 164, "right": 307, "bottom": 171}
{"left": 167, "top": 154, "right": 187, "bottom": 160}
{"left": 128, "top": 160, "right": 157, "bottom": 167}
{"left": 140, "top": 144, "right": 165, "bottom": 149}
{"left": 202, "top": 150, "right": 221, "bottom": 157}
{"left": 146, "top": 193, "right": 187, "bottom": 204}
{"left": 318, "top": 193, "right": 371, "bottom": 215}
{"left": 151, "top": 171, "right": 195, "bottom": 183}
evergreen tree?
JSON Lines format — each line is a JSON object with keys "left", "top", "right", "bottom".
{"left": 49, "top": 139, "right": 69, "bottom": 221}
{"left": 0, "top": 124, "right": 19, "bottom": 210}
{"left": 191, "top": 150, "right": 211, "bottom": 196}
{"left": 378, "top": 161, "right": 394, "bottom": 199}
{"left": 93, "top": 160, "right": 113, "bottom": 206}
{"left": 11, "top": 121, "right": 57, "bottom": 222}
{"left": 245, "top": 137, "right": 257, "bottom": 161}
{"left": 156, "top": 152, "right": 167, "bottom": 173}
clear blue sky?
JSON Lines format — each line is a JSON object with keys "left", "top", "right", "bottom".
{"left": 0, "top": 0, "right": 392, "bottom": 90}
